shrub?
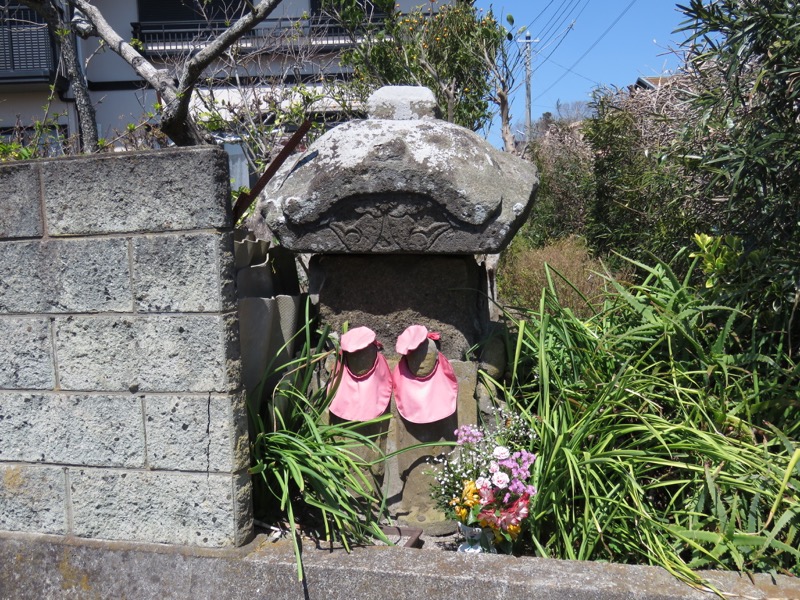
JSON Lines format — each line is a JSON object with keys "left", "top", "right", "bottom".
{"left": 519, "top": 120, "right": 595, "bottom": 247}
{"left": 488, "top": 252, "right": 800, "bottom": 584}
{"left": 582, "top": 81, "right": 709, "bottom": 264}
{"left": 677, "top": 0, "right": 800, "bottom": 364}
{"left": 497, "top": 236, "right": 623, "bottom": 318}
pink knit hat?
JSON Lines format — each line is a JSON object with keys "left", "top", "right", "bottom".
{"left": 393, "top": 325, "right": 457, "bottom": 424}
{"left": 340, "top": 326, "right": 377, "bottom": 352}
{"left": 328, "top": 327, "right": 392, "bottom": 421}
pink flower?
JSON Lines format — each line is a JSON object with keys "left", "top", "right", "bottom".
{"left": 474, "top": 477, "right": 494, "bottom": 504}
{"left": 492, "top": 446, "right": 510, "bottom": 460}
{"left": 477, "top": 508, "right": 498, "bottom": 527}
{"left": 509, "top": 493, "right": 530, "bottom": 523}
{"left": 454, "top": 425, "right": 484, "bottom": 445}
{"left": 491, "top": 471, "right": 510, "bottom": 489}
{"left": 495, "top": 494, "right": 531, "bottom": 530}
{"left": 475, "top": 476, "right": 491, "bottom": 490}
{"left": 488, "top": 461, "right": 499, "bottom": 474}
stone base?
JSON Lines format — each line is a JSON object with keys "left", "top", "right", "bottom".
{"left": 2, "top": 531, "right": 798, "bottom": 600}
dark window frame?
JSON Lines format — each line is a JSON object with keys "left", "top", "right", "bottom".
{"left": 0, "top": 1, "right": 58, "bottom": 83}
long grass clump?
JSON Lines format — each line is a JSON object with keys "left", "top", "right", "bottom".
{"left": 248, "top": 309, "right": 389, "bottom": 581}
{"left": 488, "top": 252, "right": 799, "bottom": 584}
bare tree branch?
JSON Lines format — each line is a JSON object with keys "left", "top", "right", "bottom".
{"left": 168, "top": 0, "right": 284, "bottom": 144}
{"left": 69, "top": 0, "right": 172, "bottom": 93}
{"left": 68, "top": 0, "right": 284, "bottom": 146}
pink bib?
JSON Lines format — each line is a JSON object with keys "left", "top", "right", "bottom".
{"left": 393, "top": 353, "right": 458, "bottom": 424}
{"left": 328, "top": 353, "right": 393, "bottom": 421}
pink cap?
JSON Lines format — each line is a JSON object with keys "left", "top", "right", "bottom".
{"left": 396, "top": 325, "right": 427, "bottom": 355}
{"left": 395, "top": 325, "right": 440, "bottom": 355}
{"left": 341, "top": 326, "right": 376, "bottom": 352}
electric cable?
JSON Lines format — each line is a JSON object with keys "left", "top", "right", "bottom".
{"left": 540, "top": 57, "right": 601, "bottom": 85}
{"left": 531, "top": 0, "right": 592, "bottom": 76}
{"left": 533, "top": 0, "right": 582, "bottom": 51}
{"left": 534, "top": 0, "right": 640, "bottom": 101}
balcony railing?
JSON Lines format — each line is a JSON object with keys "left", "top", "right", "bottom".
{"left": 131, "top": 15, "right": 384, "bottom": 57}
{"left": 0, "top": 4, "right": 58, "bottom": 84}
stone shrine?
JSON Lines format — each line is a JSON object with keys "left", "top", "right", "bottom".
{"left": 249, "top": 86, "right": 538, "bottom": 527}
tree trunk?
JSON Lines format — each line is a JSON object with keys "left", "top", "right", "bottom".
{"left": 497, "top": 88, "right": 516, "bottom": 155}
{"left": 19, "top": 0, "right": 99, "bottom": 152}
{"left": 60, "top": 25, "right": 98, "bottom": 152}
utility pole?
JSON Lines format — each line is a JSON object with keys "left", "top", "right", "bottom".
{"left": 524, "top": 31, "right": 532, "bottom": 143}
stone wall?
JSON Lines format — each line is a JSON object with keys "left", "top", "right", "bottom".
{"left": 0, "top": 147, "right": 252, "bottom": 548}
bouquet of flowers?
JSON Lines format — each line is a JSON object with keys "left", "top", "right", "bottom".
{"left": 431, "top": 410, "right": 537, "bottom": 552}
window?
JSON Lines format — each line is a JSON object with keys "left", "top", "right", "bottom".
{"left": 0, "top": 2, "right": 57, "bottom": 82}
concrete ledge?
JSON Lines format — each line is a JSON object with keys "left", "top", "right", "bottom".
{"left": 1, "top": 531, "right": 798, "bottom": 600}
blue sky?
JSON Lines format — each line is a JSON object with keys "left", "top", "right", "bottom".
{"left": 471, "top": 0, "right": 690, "bottom": 144}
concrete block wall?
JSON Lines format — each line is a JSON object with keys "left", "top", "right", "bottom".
{"left": 0, "top": 147, "right": 252, "bottom": 548}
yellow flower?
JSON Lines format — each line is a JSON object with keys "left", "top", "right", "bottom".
{"left": 507, "top": 524, "right": 521, "bottom": 540}
{"left": 461, "top": 480, "right": 480, "bottom": 507}
{"left": 455, "top": 506, "right": 468, "bottom": 522}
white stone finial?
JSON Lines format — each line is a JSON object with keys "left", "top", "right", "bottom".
{"left": 367, "top": 86, "right": 438, "bottom": 120}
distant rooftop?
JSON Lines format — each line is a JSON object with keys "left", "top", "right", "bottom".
{"left": 635, "top": 75, "right": 678, "bottom": 90}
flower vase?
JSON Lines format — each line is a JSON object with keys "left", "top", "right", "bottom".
{"left": 457, "top": 522, "right": 496, "bottom": 554}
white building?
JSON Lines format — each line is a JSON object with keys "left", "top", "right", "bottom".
{"left": 1, "top": 0, "right": 435, "bottom": 179}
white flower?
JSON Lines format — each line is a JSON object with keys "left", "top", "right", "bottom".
{"left": 475, "top": 477, "right": 491, "bottom": 490}
{"left": 488, "top": 461, "right": 499, "bottom": 473}
{"left": 491, "top": 471, "right": 510, "bottom": 489}
{"left": 493, "top": 446, "right": 510, "bottom": 460}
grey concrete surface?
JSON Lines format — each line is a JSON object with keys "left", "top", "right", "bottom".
{"left": 39, "top": 147, "right": 231, "bottom": 236}
{"left": 0, "top": 318, "right": 54, "bottom": 389}
{"left": 131, "top": 231, "right": 236, "bottom": 313}
{"left": 0, "top": 466, "right": 66, "bottom": 535}
{"left": 0, "top": 238, "right": 132, "bottom": 314}
{"left": 0, "top": 393, "right": 145, "bottom": 467}
{"left": 0, "top": 147, "right": 251, "bottom": 549}
{"left": 68, "top": 469, "right": 251, "bottom": 547}
{"left": 1, "top": 532, "right": 798, "bottom": 600}
{"left": 143, "top": 393, "right": 248, "bottom": 472}
{"left": 54, "top": 314, "right": 237, "bottom": 393}
{"left": 0, "top": 162, "right": 42, "bottom": 238}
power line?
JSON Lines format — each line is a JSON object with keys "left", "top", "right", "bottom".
{"left": 532, "top": 0, "right": 592, "bottom": 75}
{"left": 531, "top": 22, "right": 576, "bottom": 76}
{"left": 527, "top": 0, "right": 561, "bottom": 29}
{"left": 541, "top": 57, "right": 601, "bottom": 86}
{"left": 533, "top": 0, "right": 581, "bottom": 47}
{"left": 534, "top": 0, "right": 640, "bottom": 101}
